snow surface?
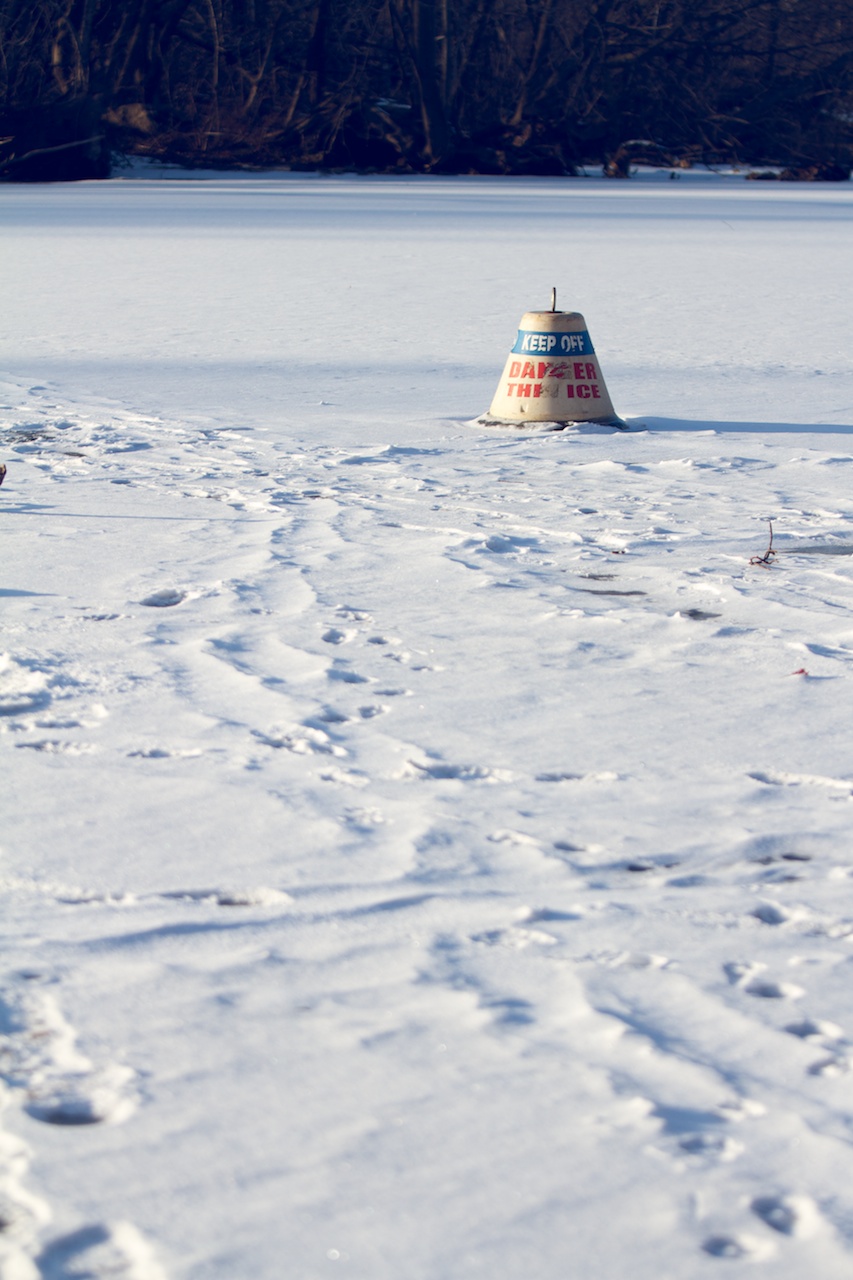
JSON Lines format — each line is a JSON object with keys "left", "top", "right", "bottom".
{"left": 2, "top": 168, "right": 853, "bottom": 1278}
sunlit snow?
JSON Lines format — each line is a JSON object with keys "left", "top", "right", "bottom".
{"left": 2, "top": 168, "right": 853, "bottom": 1278}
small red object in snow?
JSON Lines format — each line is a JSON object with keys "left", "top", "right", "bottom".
{"left": 791, "top": 668, "right": 808, "bottom": 675}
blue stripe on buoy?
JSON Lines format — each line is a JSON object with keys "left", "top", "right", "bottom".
{"left": 511, "top": 329, "right": 594, "bottom": 356}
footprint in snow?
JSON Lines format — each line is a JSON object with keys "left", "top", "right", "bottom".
{"left": 651, "top": 1104, "right": 744, "bottom": 1164}
{"left": 480, "top": 995, "right": 536, "bottom": 1026}
{"left": 0, "top": 658, "right": 53, "bottom": 720}
{"left": 716, "top": 1097, "right": 766, "bottom": 1123}
{"left": 535, "top": 770, "right": 619, "bottom": 784}
{"left": 404, "top": 760, "right": 514, "bottom": 783}
{"left": 753, "top": 863, "right": 810, "bottom": 887}
{"left": 0, "top": 988, "right": 136, "bottom": 1128}
{"left": 807, "top": 1055, "right": 851, "bottom": 1077}
{"left": 345, "top": 807, "right": 386, "bottom": 830}
{"left": 573, "top": 586, "right": 647, "bottom": 598}
{"left": 751, "top": 1194, "right": 821, "bottom": 1238}
{"left": 321, "top": 627, "right": 356, "bottom": 645}
{"left": 139, "top": 588, "right": 185, "bottom": 608}
{"left": 592, "top": 950, "right": 670, "bottom": 970}
{"left": 678, "top": 1131, "right": 743, "bottom": 1162}
{"left": 748, "top": 769, "right": 853, "bottom": 794}
{"left": 358, "top": 704, "right": 390, "bottom": 719}
{"left": 667, "top": 873, "right": 714, "bottom": 888}
{"left": 701, "top": 1234, "right": 774, "bottom": 1260}
{"left": 368, "top": 638, "right": 438, "bottom": 670}
{"left": 335, "top": 607, "right": 373, "bottom": 623}
{"left": 516, "top": 906, "right": 583, "bottom": 924}
{"left": 487, "top": 829, "right": 541, "bottom": 848}
{"left": 723, "top": 961, "right": 763, "bottom": 987}
{"left": 38, "top": 1221, "right": 167, "bottom": 1280}
{"left": 252, "top": 725, "right": 346, "bottom": 757}
{"left": 723, "top": 961, "right": 805, "bottom": 1000}
{"left": 744, "top": 978, "right": 805, "bottom": 1000}
{"left": 26, "top": 1064, "right": 136, "bottom": 1127}
{"left": 472, "top": 925, "right": 557, "bottom": 949}
{"left": 315, "top": 706, "right": 350, "bottom": 724}
{"left": 16, "top": 740, "right": 97, "bottom": 755}
{"left": 127, "top": 747, "right": 203, "bottom": 760}
{"left": 327, "top": 665, "right": 372, "bottom": 685}
{"left": 751, "top": 901, "right": 807, "bottom": 926}
{"left": 0, "top": 1128, "right": 51, "bottom": 1249}
{"left": 159, "top": 886, "right": 291, "bottom": 907}
{"left": 785, "top": 1017, "right": 844, "bottom": 1043}
{"left": 480, "top": 534, "right": 543, "bottom": 554}
{"left": 319, "top": 765, "right": 369, "bottom": 788}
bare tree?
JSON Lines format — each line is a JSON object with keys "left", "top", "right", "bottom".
{"left": 2, "top": 0, "right": 852, "bottom": 179}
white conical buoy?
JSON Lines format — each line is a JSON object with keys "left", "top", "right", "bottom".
{"left": 480, "top": 291, "right": 625, "bottom": 428}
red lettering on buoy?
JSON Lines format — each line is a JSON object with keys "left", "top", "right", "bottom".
{"left": 485, "top": 304, "right": 621, "bottom": 425}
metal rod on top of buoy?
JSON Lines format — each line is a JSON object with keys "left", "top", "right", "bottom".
{"left": 478, "top": 290, "right": 626, "bottom": 430}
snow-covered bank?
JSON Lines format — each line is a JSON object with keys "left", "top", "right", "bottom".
{"left": 1, "top": 173, "right": 853, "bottom": 1278}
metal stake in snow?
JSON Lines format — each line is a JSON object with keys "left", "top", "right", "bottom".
{"left": 479, "top": 289, "right": 625, "bottom": 429}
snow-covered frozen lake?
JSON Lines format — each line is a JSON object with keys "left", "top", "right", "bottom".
{"left": 2, "top": 168, "right": 853, "bottom": 1278}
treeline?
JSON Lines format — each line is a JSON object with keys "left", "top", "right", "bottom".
{"left": 2, "top": 0, "right": 853, "bottom": 181}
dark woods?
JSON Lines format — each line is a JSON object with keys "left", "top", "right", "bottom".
{"left": 2, "top": 0, "right": 852, "bottom": 181}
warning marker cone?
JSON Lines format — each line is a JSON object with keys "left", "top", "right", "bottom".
{"left": 479, "top": 289, "right": 625, "bottom": 429}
